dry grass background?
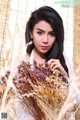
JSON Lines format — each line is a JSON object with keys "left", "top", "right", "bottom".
{"left": 73, "top": 5, "right": 80, "bottom": 70}
{"left": 0, "top": 1, "right": 80, "bottom": 119}
{"left": 0, "top": 0, "right": 80, "bottom": 71}
{"left": 0, "top": 0, "right": 26, "bottom": 73}
{"left": 0, "top": 0, "right": 11, "bottom": 72}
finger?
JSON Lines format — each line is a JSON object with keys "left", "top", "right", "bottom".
{"left": 53, "top": 64, "right": 60, "bottom": 70}
{"left": 48, "top": 61, "right": 58, "bottom": 69}
{"left": 49, "top": 63, "right": 55, "bottom": 69}
{"left": 47, "top": 59, "right": 56, "bottom": 66}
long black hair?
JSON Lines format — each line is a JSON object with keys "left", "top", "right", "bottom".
{"left": 25, "top": 6, "right": 68, "bottom": 74}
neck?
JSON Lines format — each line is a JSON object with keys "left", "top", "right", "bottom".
{"left": 33, "top": 48, "right": 46, "bottom": 64}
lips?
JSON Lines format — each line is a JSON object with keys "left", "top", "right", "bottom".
{"left": 41, "top": 46, "right": 49, "bottom": 50}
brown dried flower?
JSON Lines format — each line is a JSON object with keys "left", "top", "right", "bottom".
{"left": 13, "top": 61, "right": 69, "bottom": 120}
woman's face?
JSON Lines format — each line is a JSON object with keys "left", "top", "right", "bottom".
{"left": 31, "top": 20, "right": 56, "bottom": 55}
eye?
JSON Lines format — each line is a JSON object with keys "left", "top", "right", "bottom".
{"left": 37, "top": 31, "right": 43, "bottom": 35}
{"left": 49, "top": 32, "right": 56, "bottom": 37}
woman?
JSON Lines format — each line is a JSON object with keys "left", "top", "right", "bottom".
{"left": 25, "top": 6, "right": 68, "bottom": 79}
{"left": 14, "top": 6, "right": 78, "bottom": 120}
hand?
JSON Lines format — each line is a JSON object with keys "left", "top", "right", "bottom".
{"left": 47, "top": 59, "right": 68, "bottom": 78}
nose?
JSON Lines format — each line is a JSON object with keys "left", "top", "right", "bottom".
{"left": 43, "top": 35, "right": 48, "bottom": 43}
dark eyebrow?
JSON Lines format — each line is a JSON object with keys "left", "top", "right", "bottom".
{"left": 36, "top": 28, "right": 45, "bottom": 32}
{"left": 36, "top": 28, "right": 54, "bottom": 33}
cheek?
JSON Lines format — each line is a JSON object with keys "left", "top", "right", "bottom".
{"left": 33, "top": 38, "right": 39, "bottom": 45}
{"left": 33, "top": 34, "right": 42, "bottom": 45}
{"left": 50, "top": 38, "right": 56, "bottom": 47}
{"left": 33, "top": 38, "right": 40, "bottom": 48}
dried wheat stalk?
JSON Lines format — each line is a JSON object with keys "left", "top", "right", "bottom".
{"left": 13, "top": 61, "right": 69, "bottom": 120}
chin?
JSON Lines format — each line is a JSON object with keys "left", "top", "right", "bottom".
{"left": 40, "top": 50, "right": 48, "bottom": 54}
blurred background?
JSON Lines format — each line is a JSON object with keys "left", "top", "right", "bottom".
{"left": 0, "top": 0, "right": 80, "bottom": 74}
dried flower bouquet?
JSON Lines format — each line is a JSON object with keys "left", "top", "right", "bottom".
{"left": 13, "top": 61, "right": 69, "bottom": 120}
{"left": 1, "top": 61, "right": 80, "bottom": 120}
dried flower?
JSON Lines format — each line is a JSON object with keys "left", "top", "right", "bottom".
{"left": 13, "top": 61, "right": 69, "bottom": 120}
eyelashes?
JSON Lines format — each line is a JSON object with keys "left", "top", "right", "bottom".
{"left": 37, "top": 31, "right": 56, "bottom": 37}
{"left": 49, "top": 32, "right": 55, "bottom": 37}
{"left": 37, "top": 31, "right": 43, "bottom": 35}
